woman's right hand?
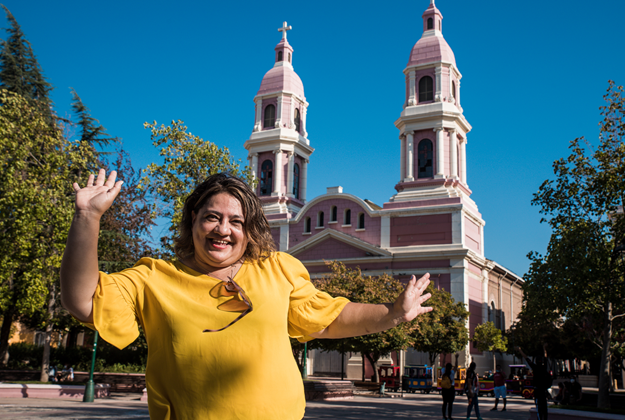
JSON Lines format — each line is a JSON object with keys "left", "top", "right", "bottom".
{"left": 73, "top": 168, "right": 123, "bottom": 217}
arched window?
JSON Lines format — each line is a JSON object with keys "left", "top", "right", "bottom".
{"left": 263, "top": 104, "right": 276, "bottom": 129}
{"left": 293, "top": 163, "right": 300, "bottom": 199}
{"left": 288, "top": 52, "right": 291, "bottom": 63}
{"left": 304, "top": 217, "right": 311, "bottom": 233}
{"left": 294, "top": 108, "right": 301, "bottom": 133}
{"left": 427, "top": 18, "right": 433, "bottom": 30}
{"left": 277, "top": 51, "right": 283, "bottom": 62}
{"left": 260, "top": 160, "right": 273, "bottom": 196}
{"left": 317, "top": 211, "right": 324, "bottom": 228}
{"left": 330, "top": 206, "right": 337, "bottom": 222}
{"left": 419, "top": 76, "right": 433, "bottom": 102}
{"left": 344, "top": 209, "right": 351, "bottom": 225}
{"left": 418, "top": 139, "right": 433, "bottom": 178}
{"left": 358, "top": 213, "right": 365, "bottom": 229}
{"left": 451, "top": 81, "right": 456, "bottom": 101}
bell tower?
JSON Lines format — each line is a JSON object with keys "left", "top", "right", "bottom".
{"left": 390, "top": 0, "right": 474, "bottom": 206}
{"left": 244, "top": 22, "right": 313, "bottom": 217}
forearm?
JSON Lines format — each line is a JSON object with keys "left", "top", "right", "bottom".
{"left": 310, "top": 302, "right": 403, "bottom": 339}
{"left": 60, "top": 212, "right": 101, "bottom": 323}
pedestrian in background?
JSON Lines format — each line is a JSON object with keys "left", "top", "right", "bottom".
{"left": 518, "top": 345, "right": 552, "bottom": 420}
{"left": 464, "top": 362, "right": 482, "bottom": 420}
{"left": 441, "top": 361, "right": 456, "bottom": 420}
{"left": 490, "top": 364, "right": 507, "bottom": 411}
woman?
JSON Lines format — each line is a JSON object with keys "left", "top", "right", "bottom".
{"left": 440, "top": 362, "right": 456, "bottom": 420}
{"left": 464, "top": 362, "right": 482, "bottom": 420}
{"left": 60, "top": 170, "right": 433, "bottom": 420}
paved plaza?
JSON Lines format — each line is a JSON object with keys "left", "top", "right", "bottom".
{"left": 0, "top": 392, "right": 536, "bottom": 419}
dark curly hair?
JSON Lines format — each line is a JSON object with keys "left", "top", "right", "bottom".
{"left": 174, "top": 173, "right": 275, "bottom": 261}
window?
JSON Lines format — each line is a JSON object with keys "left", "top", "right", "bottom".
{"left": 293, "top": 163, "right": 300, "bottom": 199}
{"left": 263, "top": 104, "right": 276, "bottom": 129}
{"left": 317, "top": 211, "right": 324, "bottom": 228}
{"left": 344, "top": 209, "right": 351, "bottom": 225}
{"left": 304, "top": 217, "right": 311, "bottom": 233}
{"left": 277, "top": 51, "right": 283, "bottom": 62}
{"left": 358, "top": 213, "right": 365, "bottom": 229}
{"left": 260, "top": 160, "right": 273, "bottom": 196}
{"left": 427, "top": 18, "right": 433, "bottom": 30}
{"left": 330, "top": 206, "right": 337, "bottom": 222}
{"left": 419, "top": 76, "right": 433, "bottom": 102}
{"left": 288, "top": 52, "right": 291, "bottom": 62}
{"left": 418, "top": 139, "right": 434, "bottom": 178}
{"left": 451, "top": 81, "right": 456, "bottom": 101}
{"left": 294, "top": 108, "right": 301, "bottom": 133}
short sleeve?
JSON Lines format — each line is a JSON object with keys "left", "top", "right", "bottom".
{"left": 276, "top": 253, "right": 350, "bottom": 342}
{"left": 89, "top": 258, "right": 152, "bottom": 349}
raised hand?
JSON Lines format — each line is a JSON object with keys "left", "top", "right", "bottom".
{"left": 393, "top": 273, "right": 433, "bottom": 322}
{"left": 73, "top": 169, "right": 123, "bottom": 217}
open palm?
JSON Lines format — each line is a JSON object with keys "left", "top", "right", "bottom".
{"left": 394, "top": 273, "right": 433, "bottom": 322}
{"left": 73, "top": 169, "right": 123, "bottom": 217}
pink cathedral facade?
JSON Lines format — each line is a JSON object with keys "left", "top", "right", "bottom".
{"left": 244, "top": 3, "right": 524, "bottom": 378}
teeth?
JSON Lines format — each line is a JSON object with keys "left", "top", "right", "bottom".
{"left": 212, "top": 240, "right": 229, "bottom": 245}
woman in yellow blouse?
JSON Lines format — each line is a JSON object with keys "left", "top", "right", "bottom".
{"left": 60, "top": 170, "right": 433, "bottom": 420}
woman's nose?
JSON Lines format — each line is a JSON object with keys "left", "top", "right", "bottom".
{"left": 215, "top": 221, "right": 231, "bottom": 235}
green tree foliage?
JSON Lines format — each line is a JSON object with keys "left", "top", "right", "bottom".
{"left": 140, "top": 120, "right": 254, "bottom": 256}
{"left": 472, "top": 321, "right": 508, "bottom": 371}
{"left": 525, "top": 81, "right": 625, "bottom": 408}
{"left": 0, "top": 90, "right": 77, "bottom": 374}
{"left": 410, "top": 284, "right": 469, "bottom": 367}
{"left": 311, "top": 262, "right": 416, "bottom": 383}
{"left": 0, "top": 5, "right": 52, "bottom": 113}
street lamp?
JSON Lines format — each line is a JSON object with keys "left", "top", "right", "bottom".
{"left": 83, "top": 331, "right": 98, "bottom": 402}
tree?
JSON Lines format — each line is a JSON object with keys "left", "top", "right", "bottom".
{"left": 140, "top": 120, "right": 254, "bottom": 255}
{"left": 311, "top": 262, "right": 416, "bottom": 383}
{"left": 472, "top": 321, "right": 508, "bottom": 371}
{"left": 526, "top": 81, "right": 625, "bottom": 409}
{"left": 0, "top": 5, "right": 52, "bottom": 113}
{"left": 410, "top": 284, "right": 469, "bottom": 367}
{"left": 0, "top": 90, "right": 77, "bottom": 376}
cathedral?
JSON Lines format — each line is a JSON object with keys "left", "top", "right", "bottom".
{"left": 244, "top": 0, "right": 524, "bottom": 378}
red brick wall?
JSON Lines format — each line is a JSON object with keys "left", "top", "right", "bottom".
{"left": 390, "top": 214, "right": 452, "bottom": 246}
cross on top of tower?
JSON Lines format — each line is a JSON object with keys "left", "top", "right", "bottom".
{"left": 278, "top": 21, "right": 292, "bottom": 40}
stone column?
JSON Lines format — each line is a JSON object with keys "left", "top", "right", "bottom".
{"left": 407, "top": 70, "right": 416, "bottom": 106}
{"left": 286, "top": 151, "right": 294, "bottom": 198}
{"left": 435, "top": 128, "right": 444, "bottom": 178}
{"left": 435, "top": 66, "right": 442, "bottom": 102}
{"left": 405, "top": 131, "right": 414, "bottom": 181}
{"left": 400, "top": 135, "right": 406, "bottom": 182}
{"left": 253, "top": 99, "right": 262, "bottom": 132}
{"left": 250, "top": 153, "right": 258, "bottom": 181}
{"left": 273, "top": 149, "right": 282, "bottom": 196}
{"left": 461, "top": 138, "right": 467, "bottom": 183}
{"left": 300, "top": 159, "right": 308, "bottom": 202}
{"left": 275, "top": 97, "right": 283, "bottom": 128}
{"left": 450, "top": 128, "right": 458, "bottom": 179}
{"left": 302, "top": 106, "right": 308, "bottom": 138}
{"left": 288, "top": 97, "right": 295, "bottom": 129}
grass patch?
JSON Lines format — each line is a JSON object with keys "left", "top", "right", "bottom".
{"left": 552, "top": 404, "right": 625, "bottom": 416}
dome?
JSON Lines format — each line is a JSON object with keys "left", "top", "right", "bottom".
{"left": 407, "top": 34, "right": 456, "bottom": 67}
{"left": 257, "top": 64, "right": 305, "bottom": 99}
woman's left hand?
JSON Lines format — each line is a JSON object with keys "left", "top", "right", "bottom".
{"left": 392, "top": 273, "right": 433, "bottom": 323}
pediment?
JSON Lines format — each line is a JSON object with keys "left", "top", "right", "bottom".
{"left": 289, "top": 229, "right": 390, "bottom": 261}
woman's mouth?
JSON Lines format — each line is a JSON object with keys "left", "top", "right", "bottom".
{"left": 210, "top": 239, "right": 231, "bottom": 249}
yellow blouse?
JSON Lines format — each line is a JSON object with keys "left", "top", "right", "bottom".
{"left": 91, "top": 252, "right": 349, "bottom": 420}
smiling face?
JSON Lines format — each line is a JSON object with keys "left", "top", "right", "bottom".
{"left": 190, "top": 192, "right": 249, "bottom": 270}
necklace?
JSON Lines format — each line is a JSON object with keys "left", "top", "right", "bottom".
{"left": 187, "top": 259, "right": 240, "bottom": 282}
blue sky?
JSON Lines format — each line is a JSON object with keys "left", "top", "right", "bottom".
{"left": 2, "top": 0, "right": 624, "bottom": 277}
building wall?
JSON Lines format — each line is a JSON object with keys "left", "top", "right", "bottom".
{"left": 390, "top": 214, "right": 452, "bottom": 246}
